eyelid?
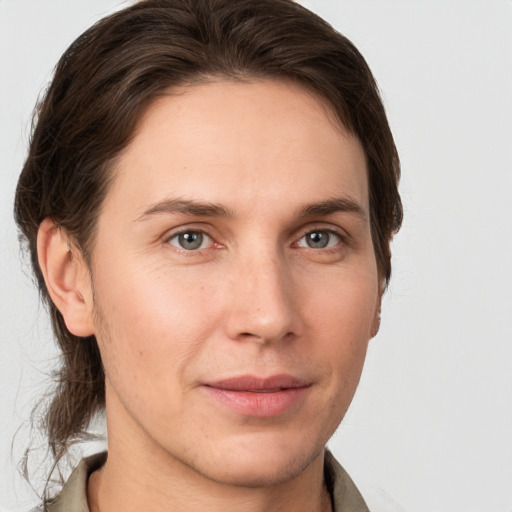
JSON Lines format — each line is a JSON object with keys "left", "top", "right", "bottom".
{"left": 167, "top": 230, "right": 212, "bottom": 250}
{"left": 294, "top": 223, "right": 348, "bottom": 243}
{"left": 163, "top": 225, "right": 220, "bottom": 252}
{"left": 296, "top": 228, "right": 343, "bottom": 249}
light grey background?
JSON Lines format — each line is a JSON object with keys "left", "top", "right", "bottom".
{"left": 1, "top": 1, "right": 511, "bottom": 511}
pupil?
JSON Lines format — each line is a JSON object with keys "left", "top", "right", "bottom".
{"left": 179, "top": 232, "right": 202, "bottom": 250}
{"left": 308, "top": 231, "right": 328, "bottom": 248}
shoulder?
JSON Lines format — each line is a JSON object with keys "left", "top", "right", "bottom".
{"left": 325, "top": 450, "right": 370, "bottom": 512}
{"left": 27, "top": 452, "right": 107, "bottom": 512}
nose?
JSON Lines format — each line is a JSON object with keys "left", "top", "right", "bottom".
{"left": 224, "top": 251, "right": 301, "bottom": 344}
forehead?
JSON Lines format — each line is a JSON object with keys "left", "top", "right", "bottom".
{"left": 105, "top": 79, "right": 368, "bottom": 219}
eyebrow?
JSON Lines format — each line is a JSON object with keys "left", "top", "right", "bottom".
{"left": 299, "top": 197, "right": 367, "bottom": 221}
{"left": 136, "top": 196, "right": 366, "bottom": 222}
{"left": 136, "top": 198, "right": 233, "bottom": 221}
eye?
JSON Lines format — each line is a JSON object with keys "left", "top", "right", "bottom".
{"left": 297, "top": 229, "right": 341, "bottom": 249}
{"left": 167, "top": 230, "right": 212, "bottom": 251}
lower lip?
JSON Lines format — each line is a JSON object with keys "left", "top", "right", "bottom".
{"left": 203, "top": 386, "right": 309, "bottom": 418}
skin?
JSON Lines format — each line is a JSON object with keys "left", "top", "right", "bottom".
{"left": 39, "top": 79, "right": 381, "bottom": 512}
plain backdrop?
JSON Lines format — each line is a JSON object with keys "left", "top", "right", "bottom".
{"left": 1, "top": 1, "right": 511, "bottom": 511}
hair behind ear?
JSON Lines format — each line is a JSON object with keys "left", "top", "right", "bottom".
{"left": 34, "top": 219, "right": 105, "bottom": 499}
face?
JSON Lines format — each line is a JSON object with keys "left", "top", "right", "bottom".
{"left": 86, "top": 80, "right": 380, "bottom": 486}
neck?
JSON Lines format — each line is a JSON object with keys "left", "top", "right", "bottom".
{"left": 87, "top": 443, "right": 332, "bottom": 512}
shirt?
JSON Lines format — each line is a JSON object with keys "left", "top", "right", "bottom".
{"left": 39, "top": 450, "right": 369, "bottom": 512}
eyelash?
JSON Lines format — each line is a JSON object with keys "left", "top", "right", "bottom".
{"left": 166, "top": 229, "right": 216, "bottom": 251}
{"left": 165, "top": 226, "right": 346, "bottom": 253}
{"left": 294, "top": 228, "right": 344, "bottom": 251}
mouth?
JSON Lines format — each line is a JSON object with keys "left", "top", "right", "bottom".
{"left": 202, "top": 374, "right": 311, "bottom": 417}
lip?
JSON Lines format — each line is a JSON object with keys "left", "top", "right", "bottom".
{"left": 202, "top": 374, "right": 311, "bottom": 418}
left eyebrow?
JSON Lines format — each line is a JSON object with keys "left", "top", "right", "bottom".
{"left": 299, "top": 197, "right": 367, "bottom": 221}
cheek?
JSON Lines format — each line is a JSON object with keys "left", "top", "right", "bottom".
{"left": 301, "top": 264, "right": 378, "bottom": 389}
{"left": 91, "top": 260, "right": 223, "bottom": 385}
{"left": 305, "top": 264, "right": 379, "bottom": 340}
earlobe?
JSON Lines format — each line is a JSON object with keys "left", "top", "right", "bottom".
{"left": 370, "top": 292, "right": 382, "bottom": 339}
{"left": 37, "top": 218, "right": 95, "bottom": 337}
{"left": 370, "top": 309, "right": 381, "bottom": 338}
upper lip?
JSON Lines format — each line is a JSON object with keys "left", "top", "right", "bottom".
{"left": 204, "top": 374, "right": 310, "bottom": 392}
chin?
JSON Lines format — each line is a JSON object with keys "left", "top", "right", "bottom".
{"left": 187, "top": 432, "right": 326, "bottom": 488}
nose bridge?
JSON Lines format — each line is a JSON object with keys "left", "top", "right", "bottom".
{"left": 226, "top": 244, "right": 298, "bottom": 343}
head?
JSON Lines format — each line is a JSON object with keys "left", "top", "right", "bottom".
{"left": 14, "top": 0, "right": 402, "bottom": 490}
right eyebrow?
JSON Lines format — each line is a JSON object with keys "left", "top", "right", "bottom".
{"left": 135, "top": 198, "right": 234, "bottom": 222}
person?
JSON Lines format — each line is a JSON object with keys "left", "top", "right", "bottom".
{"left": 14, "top": 0, "right": 402, "bottom": 510}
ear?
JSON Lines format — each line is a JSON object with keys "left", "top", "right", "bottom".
{"left": 370, "top": 288, "right": 383, "bottom": 339}
{"left": 37, "top": 218, "right": 95, "bottom": 337}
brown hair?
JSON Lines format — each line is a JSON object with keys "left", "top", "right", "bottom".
{"left": 14, "top": 0, "right": 402, "bottom": 494}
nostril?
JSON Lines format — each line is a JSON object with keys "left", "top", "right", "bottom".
{"left": 237, "top": 330, "right": 295, "bottom": 344}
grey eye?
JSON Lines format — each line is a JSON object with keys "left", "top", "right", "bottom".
{"left": 169, "top": 231, "right": 210, "bottom": 250}
{"left": 298, "top": 230, "right": 341, "bottom": 249}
